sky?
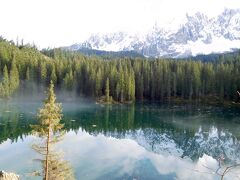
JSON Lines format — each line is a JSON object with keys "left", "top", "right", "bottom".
{"left": 0, "top": 0, "right": 240, "bottom": 49}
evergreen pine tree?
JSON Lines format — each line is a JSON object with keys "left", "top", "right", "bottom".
{"left": 63, "top": 70, "right": 74, "bottom": 91}
{"left": 9, "top": 60, "right": 20, "bottom": 94}
{"left": 50, "top": 67, "right": 57, "bottom": 84}
{"left": 105, "top": 77, "right": 110, "bottom": 103}
{"left": 1, "top": 65, "right": 10, "bottom": 97}
{"left": 31, "top": 81, "right": 75, "bottom": 180}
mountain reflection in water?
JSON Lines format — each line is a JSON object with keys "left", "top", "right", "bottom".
{"left": 0, "top": 101, "right": 240, "bottom": 179}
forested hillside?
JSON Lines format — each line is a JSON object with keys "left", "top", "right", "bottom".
{"left": 0, "top": 37, "right": 240, "bottom": 103}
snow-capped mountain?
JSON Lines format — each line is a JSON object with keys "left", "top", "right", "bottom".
{"left": 66, "top": 9, "right": 240, "bottom": 58}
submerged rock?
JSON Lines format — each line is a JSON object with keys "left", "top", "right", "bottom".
{"left": 0, "top": 171, "right": 19, "bottom": 180}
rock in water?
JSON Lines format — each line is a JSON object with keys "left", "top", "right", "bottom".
{"left": 0, "top": 171, "right": 19, "bottom": 180}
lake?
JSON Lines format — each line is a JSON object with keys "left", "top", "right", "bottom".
{"left": 0, "top": 99, "right": 240, "bottom": 180}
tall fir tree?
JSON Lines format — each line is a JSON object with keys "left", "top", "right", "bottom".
{"left": 1, "top": 65, "right": 10, "bottom": 97}
{"left": 31, "top": 81, "right": 75, "bottom": 180}
{"left": 105, "top": 77, "right": 110, "bottom": 102}
{"left": 9, "top": 59, "right": 20, "bottom": 94}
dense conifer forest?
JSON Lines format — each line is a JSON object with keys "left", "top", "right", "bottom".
{"left": 0, "top": 37, "right": 240, "bottom": 103}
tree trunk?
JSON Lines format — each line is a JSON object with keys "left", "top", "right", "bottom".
{"left": 45, "top": 127, "right": 50, "bottom": 180}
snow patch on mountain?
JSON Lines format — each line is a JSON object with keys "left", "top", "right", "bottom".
{"left": 174, "top": 37, "right": 240, "bottom": 56}
{"left": 65, "top": 8, "right": 240, "bottom": 58}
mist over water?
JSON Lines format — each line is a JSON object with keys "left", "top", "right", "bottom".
{"left": 0, "top": 96, "right": 240, "bottom": 179}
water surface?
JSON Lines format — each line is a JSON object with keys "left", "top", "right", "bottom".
{"left": 0, "top": 100, "right": 240, "bottom": 179}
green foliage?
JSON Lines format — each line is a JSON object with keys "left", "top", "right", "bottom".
{"left": 50, "top": 67, "right": 57, "bottom": 85}
{"left": 0, "top": 65, "right": 10, "bottom": 98}
{"left": 0, "top": 39, "right": 240, "bottom": 103}
{"left": 105, "top": 77, "right": 110, "bottom": 102}
{"left": 63, "top": 70, "right": 74, "bottom": 91}
{"left": 44, "top": 152, "right": 75, "bottom": 180}
{"left": 32, "top": 81, "right": 63, "bottom": 135}
{"left": 31, "top": 81, "right": 75, "bottom": 180}
{"left": 9, "top": 59, "right": 20, "bottom": 94}
{"left": 0, "top": 60, "right": 20, "bottom": 98}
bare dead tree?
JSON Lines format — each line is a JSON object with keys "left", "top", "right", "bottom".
{"left": 192, "top": 156, "right": 240, "bottom": 179}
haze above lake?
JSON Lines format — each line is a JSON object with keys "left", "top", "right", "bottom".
{"left": 0, "top": 99, "right": 240, "bottom": 179}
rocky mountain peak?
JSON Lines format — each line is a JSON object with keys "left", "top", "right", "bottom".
{"left": 65, "top": 8, "right": 240, "bottom": 58}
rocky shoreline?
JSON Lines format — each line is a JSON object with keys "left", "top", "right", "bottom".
{"left": 0, "top": 171, "right": 19, "bottom": 180}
